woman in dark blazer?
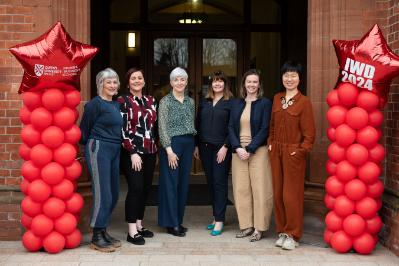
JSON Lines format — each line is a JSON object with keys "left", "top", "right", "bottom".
{"left": 228, "top": 69, "right": 273, "bottom": 242}
{"left": 194, "top": 70, "right": 233, "bottom": 236}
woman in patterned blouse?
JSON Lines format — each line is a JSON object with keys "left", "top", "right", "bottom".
{"left": 117, "top": 68, "right": 158, "bottom": 245}
{"left": 158, "top": 67, "right": 197, "bottom": 237}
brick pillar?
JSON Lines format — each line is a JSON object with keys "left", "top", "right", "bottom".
{"left": 0, "top": 0, "right": 91, "bottom": 240}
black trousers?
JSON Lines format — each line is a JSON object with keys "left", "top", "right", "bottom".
{"left": 199, "top": 142, "right": 231, "bottom": 222}
{"left": 120, "top": 149, "right": 156, "bottom": 223}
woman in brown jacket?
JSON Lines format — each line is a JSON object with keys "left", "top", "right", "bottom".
{"left": 268, "top": 61, "right": 316, "bottom": 250}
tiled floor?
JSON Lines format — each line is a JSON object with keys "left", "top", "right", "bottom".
{"left": 1, "top": 205, "right": 398, "bottom": 266}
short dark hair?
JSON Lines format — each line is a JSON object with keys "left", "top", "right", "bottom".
{"left": 125, "top": 67, "right": 144, "bottom": 89}
{"left": 239, "top": 69, "right": 263, "bottom": 98}
{"left": 281, "top": 60, "right": 303, "bottom": 80}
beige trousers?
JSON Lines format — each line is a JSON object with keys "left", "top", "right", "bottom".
{"left": 232, "top": 146, "right": 273, "bottom": 231}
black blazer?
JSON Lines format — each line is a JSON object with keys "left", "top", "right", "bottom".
{"left": 228, "top": 97, "right": 272, "bottom": 153}
{"left": 196, "top": 97, "right": 232, "bottom": 146}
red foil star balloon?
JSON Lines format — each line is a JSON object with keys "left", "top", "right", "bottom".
{"left": 333, "top": 24, "right": 399, "bottom": 108}
{"left": 10, "top": 21, "right": 98, "bottom": 93}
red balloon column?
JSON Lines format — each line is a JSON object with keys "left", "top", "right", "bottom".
{"left": 10, "top": 22, "right": 98, "bottom": 253}
{"left": 324, "top": 25, "right": 399, "bottom": 254}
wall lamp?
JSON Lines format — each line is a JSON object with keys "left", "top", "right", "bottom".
{"left": 128, "top": 32, "right": 136, "bottom": 48}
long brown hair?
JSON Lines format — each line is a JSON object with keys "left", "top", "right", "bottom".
{"left": 205, "top": 70, "right": 233, "bottom": 100}
{"left": 239, "top": 69, "right": 263, "bottom": 98}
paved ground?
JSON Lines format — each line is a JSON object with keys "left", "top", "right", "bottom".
{"left": 1, "top": 205, "right": 398, "bottom": 266}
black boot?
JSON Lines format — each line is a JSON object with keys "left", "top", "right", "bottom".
{"left": 102, "top": 229, "right": 122, "bottom": 248}
{"left": 90, "top": 228, "right": 116, "bottom": 252}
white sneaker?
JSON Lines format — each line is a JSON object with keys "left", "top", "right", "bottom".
{"left": 282, "top": 235, "right": 299, "bottom": 250}
{"left": 275, "top": 233, "right": 288, "bottom": 247}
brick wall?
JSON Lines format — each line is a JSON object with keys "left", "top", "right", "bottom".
{"left": 380, "top": 0, "right": 399, "bottom": 256}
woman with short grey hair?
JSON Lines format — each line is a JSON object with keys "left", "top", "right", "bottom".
{"left": 80, "top": 67, "right": 123, "bottom": 252}
{"left": 158, "top": 67, "right": 196, "bottom": 237}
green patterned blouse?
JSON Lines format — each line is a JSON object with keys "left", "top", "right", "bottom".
{"left": 158, "top": 91, "right": 197, "bottom": 148}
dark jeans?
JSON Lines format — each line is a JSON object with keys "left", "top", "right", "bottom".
{"left": 199, "top": 142, "right": 231, "bottom": 222}
{"left": 120, "top": 149, "right": 156, "bottom": 223}
{"left": 85, "top": 139, "right": 120, "bottom": 228}
{"left": 158, "top": 135, "right": 194, "bottom": 228}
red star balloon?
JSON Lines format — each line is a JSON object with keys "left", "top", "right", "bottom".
{"left": 9, "top": 21, "right": 99, "bottom": 93}
{"left": 333, "top": 24, "right": 399, "bottom": 108}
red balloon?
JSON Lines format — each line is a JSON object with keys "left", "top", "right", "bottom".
{"left": 42, "top": 197, "right": 66, "bottom": 219}
{"left": 368, "top": 143, "right": 385, "bottom": 163}
{"left": 21, "top": 196, "right": 42, "bottom": 217}
{"left": 327, "top": 127, "right": 336, "bottom": 142}
{"left": 9, "top": 22, "right": 98, "bottom": 93}
{"left": 53, "top": 107, "right": 75, "bottom": 130}
{"left": 334, "top": 195, "right": 355, "bottom": 217}
{"left": 324, "top": 229, "right": 334, "bottom": 245}
{"left": 356, "top": 126, "right": 379, "bottom": 148}
{"left": 41, "top": 162, "right": 65, "bottom": 185}
{"left": 20, "top": 179, "right": 30, "bottom": 195}
{"left": 41, "top": 126, "right": 65, "bottom": 149}
{"left": 42, "top": 88, "right": 65, "bottom": 111}
{"left": 324, "top": 194, "right": 336, "bottom": 210}
{"left": 21, "top": 160, "right": 40, "bottom": 182}
{"left": 31, "top": 214, "right": 54, "bottom": 237}
{"left": 330, "top": 230, "right": 352, "bottom": 253}
{"left": 367, "top": 180, "right": 384, "bottom": 198}
{"left": 358, "top": 161, "right": 380, "bottom": 184}
{"left": 356, "top": 197, "right": 378, "bottom": 219}
{"left": 65, "top": 229, "right": 82, "bottom": 249}
{"left": 346, "top": 107, "right": 368, "bottom": 130}
{"left": 327, "top": 106, "right": 347, "bottom": 127}
{"left": 29, "top": 179, "right": 51, "bottom": 202}
{"left": 52, "top": 179, "right": 74, "bottom": 200}
{"left": 337, "top": 83, "right": 359, "bottom": 107}
{"left": 22, "top": 230, "right": 43, "bottom": 252}
{"left": 366, "top": 216, "right": 382, "bottom": 235}
{"left": 21, "top": 125, "right": 41, "bottom": 147}
{"left": 19, "top": 106, "right": 31, "bottom": 125}
{"left": 22, "top": 91, "right": 42, "bottom": 110}
{"left": 65, "top": 160, "right": 82, "bottom": 181}
{"left": 64, "top": 90, "right": 81, "bottom": 108}
{"left": 53, "top": 143, "right": 77, "bottom": 166}
{"left": 335, "top": 160, "right": 357, "bottom": 182}
{"left": 346, "top": 144, "right": 368, "bottom": 166}
{"left": 21, "top": 213, "right": 33, "bottom": 229}
{"left": 343, "top": 214, "right": 366, "bottom": 237}
{"left": 30, "top": 144, "right": 52, "bottom": 167}
{"left": 344, "top": 179, "right": 367, "bottom": 201}
{"left": 357, "top": 91, "right": 379, "bottom": 111}
{"left": 64, "top": 125, "right": 82, "bottom": 144}
{"left": 19, "top": 143, "right": 31, "bottom": 161}
{"left": 327, "top": 142, "right": 346, "bottom": 163}
{"left": 30, "top": 107, "right": 52, "bottom": 130}
{"left": 353, "top": 232, "right": 375, "bottom": 254}
{"left": 335, "top": 124, "right": 356, "bottom": 147}
{"left": 54, "top": 212, "right": 77, "bottom": 235}
{"left": 326, "top": 89, "right": 340, "bottom": 107}
{"left": 66, "top": 193, "right": 84, "bottom": 213}
{"left": 326, "top": 160, "right": 337, "bottom": 175}
{"left": 368, "top": 109, "right": 384, "bottom": 128}
{"left": 43, "top": 231, "right": 65, "bottom": 254}
{"left": 325, "top": 211, "right": 343, "bottom": 232}
{"left": 325, "top": 176, "right": 344, "bottom": 197}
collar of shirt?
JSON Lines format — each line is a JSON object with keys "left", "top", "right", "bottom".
{"left": 169, "top": 90, "right": 189, "bottom": 103}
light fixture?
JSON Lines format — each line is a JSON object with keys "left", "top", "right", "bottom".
{"left": 128, "top": 32, "right": 136, "bottom": 48}
{"left": 178, "top": 12, "right": 206, "bottom": 24}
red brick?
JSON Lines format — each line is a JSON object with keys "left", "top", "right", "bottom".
{"left": 0, "top": 169, "right": 10, "bottom": 177}
{"left": 0, "top": 204, "right": 19, "bottom": 212}
{"left": 5, "top": 177, "right": 19, "bottom": 185}
{"left": 5, "top": 109, "right": 19, "bottom": 117}
{"left": 0, "top": 152, "right": 9, "bottom": 160}
{"left": 5, "top": 6, "right": 32, "bottom": 15}
{"left": 6, "top": 23, "right": 33, "bottom": 32}
{"left": 10, "top": 169, "right": 20, "bottom": 177}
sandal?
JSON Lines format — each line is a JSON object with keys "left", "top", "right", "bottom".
{"left": 236, "top": 227, "right": 254, "bottom": 238}
{"left": 249, "top": 230, "right": 263, "bottom": 242}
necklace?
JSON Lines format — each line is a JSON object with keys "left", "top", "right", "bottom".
{"left": 280, "top": 96, "right": 294, "bottom": 109}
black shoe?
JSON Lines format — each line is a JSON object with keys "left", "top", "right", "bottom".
{"left": 166, "top": 226, "right": 185, "bottom": 237}
{"left": 179, "top": 225, "right": 188, "bottom": 233}
{"left": 91, "top": 228, "right": 116, "bottom": 252}
{"left": 127, "top": 233, "right": 145, "bottom": 245}
{"left": 102, "top": 229, "right": 121, "bottom": 248}
{"left": 138, "top": 227, "right": 154, "bottom": 238}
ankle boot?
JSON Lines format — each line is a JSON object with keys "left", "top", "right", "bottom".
{"left": 102, "top": 229, "right": 121, "bottom": 248}
{"left": 90, "top": 228, "right": 116, "bottom": 252}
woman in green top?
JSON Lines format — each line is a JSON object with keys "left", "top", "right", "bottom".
{"left": 158, "top": 67, "right": 197, "bottom": 237}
